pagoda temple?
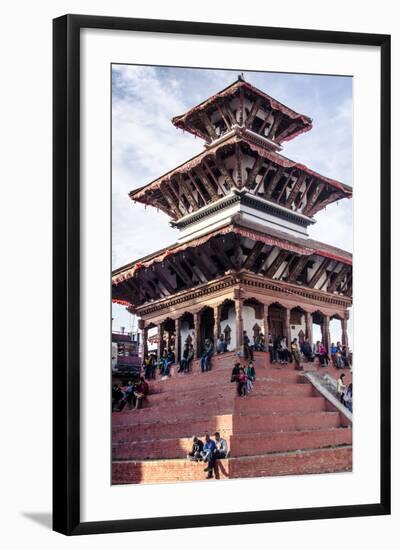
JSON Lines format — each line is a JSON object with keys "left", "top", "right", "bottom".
{"left": 112, "top": 76, "right": 352, "bottom": 361}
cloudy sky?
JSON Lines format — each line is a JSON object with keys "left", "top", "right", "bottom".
{"left": 112, "top": 65, "right": 353, "bottom": 342}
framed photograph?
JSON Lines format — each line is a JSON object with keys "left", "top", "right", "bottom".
{"left": 53, "top": 14, "right": 390, "bottom": 535}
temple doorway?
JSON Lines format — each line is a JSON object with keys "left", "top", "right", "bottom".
{"left": 199, "top": 307, "right": 214, "bottom": 353}
{"left": 268, "top": 303, "right": 286, "bottom": 340}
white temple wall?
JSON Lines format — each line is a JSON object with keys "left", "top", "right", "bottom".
{"left": 289, "top": 316, "right": 306, "bottom": 342}
{"left": 243, "top": 305, "right": 264, "bottom": 344}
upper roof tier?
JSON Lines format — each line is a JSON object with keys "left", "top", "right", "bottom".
{"left": 129, "top": 128, "right": 352, "bottom": 221}
{"left": 172, "top": 76, "right": 313, "bottom": 147}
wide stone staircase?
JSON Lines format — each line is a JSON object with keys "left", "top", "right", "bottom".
{"left": 112, "top": 351, "right": 352, "bottom": 484}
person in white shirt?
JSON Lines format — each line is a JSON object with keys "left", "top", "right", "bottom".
{"left": 337, "top": 373, "right": 347, "bottom": 404}
{"left": 203, "top": 431, "right": 229, "bottom": 478}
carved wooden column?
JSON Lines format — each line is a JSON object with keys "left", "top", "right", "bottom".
{"left": 263, "top": 303, "right": 269, "bottom": 341}
{"left": 193, "top": 311, "right": 201, "bottom": 358}
{"left": 213, "top": 304, "right": 222, "bottom": 351}
{"left": 305, "top": 312, "right": 313, "bottom": 343}
{"left": 322, "top": 315, "right": 331, "bottom": 354}
{"left": 175, "top": 317, "right": 181, "bottom": 361}
{"left": 341, "top": 318, "right": 349, "bottom": 348}
{"left": 234, "top": 299, "right": 243, "bottom": 353}
{"left": 138, "top": 319, "right": 148, "bottom": 358}
{"left": 284, "top": 307, "right": 291, "bottom": 342}
{"left": 157, "top": 322, "right": 164, "bottom": 360}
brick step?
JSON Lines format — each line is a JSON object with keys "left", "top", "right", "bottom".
{"left": 112, "top": 395, "right": 326, "bottom": 426}
{"left": 147, "top": 381, "right": 313, "bottom": 407}
{"left": 230, "top": 428, "right": 352, "bottom": 457}
{"left": 235, "top": 395, "right": 326, "bottom": 414}
{"left": 113, "top": 414, "right": 233, "bottom": 441}
{"left": 148, "top": 368, "right": 304, "bottom": 394}
{"left": 112, "top": 410, "right": 342, "bottom": 441}
{"left": 112, "top": 445, "right": 352, "bottom": 484}
{"left": 112, "top": 427, "right": 352, "bottom": 460}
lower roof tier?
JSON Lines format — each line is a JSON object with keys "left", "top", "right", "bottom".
{"left": 129, "top": 131, "right": 352, "bottom": 222}
{"left": 112, "top": 223, "right": 352, "bottom": 310}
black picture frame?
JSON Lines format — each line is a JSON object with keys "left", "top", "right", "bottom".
{"left": 53, "top": 14, "right": 391, "bottom": 535}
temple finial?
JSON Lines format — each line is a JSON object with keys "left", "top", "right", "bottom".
{"left": 238, "top": 72, "right": 245, "bottom": 82}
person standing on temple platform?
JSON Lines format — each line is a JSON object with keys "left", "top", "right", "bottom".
{"left": 143, "top": 354, "right": 153, "bottom": 381}
{"left": 178, "top": 343, "right": 189, "bottom": 373}
{"left": 243, "top": 330, "right": 254, "bottom": 361}
{"left": 337, "top": 373, "right": 347, "bottom": 404}
{"left": 335, "top": 342, "right": 344, "bottom": 369}
{"left": 300, "top": 338, "right": 314, "bottom": 362}
{"left": 245, "top": 361, "right": 256, "bottom": 393}
{"left": 216, "top": 334, "right": 228, "bottom": 354}
{"left": 269, "top": 334, "right": 278, "bottom": 363}
{"left": 149, "top": 352, "right": 157, "bottom": 379}
{"left": 201, "top": 433, "right": 217, "bottom": 479}
{"left": 187, "top": 436, "right": 204, "bottom": 461}
{"left": 330, "top": 342, "right": 338, "bottom": 365}
{"left": 200, "top": 338, "right": 214, "bottom": 372}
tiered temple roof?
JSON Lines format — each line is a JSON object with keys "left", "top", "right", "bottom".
{"left": 171, "top": 77, "right": 313, "bottom": 144}
{"left": 129, "top": 129, "right": 352, "bottom": 222}
{"left": 114, "top": 77, "right": 352, "bottom": 315}
{"left": 112, "top": 220, "right": 352, "bottom": 309}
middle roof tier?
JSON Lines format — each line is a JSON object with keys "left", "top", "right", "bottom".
{"left": 129, "top": 129, "right": 352, "bottom": 224}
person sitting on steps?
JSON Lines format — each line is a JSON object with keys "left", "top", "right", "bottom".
{"left": 187, "top": 435, "right": 204, "bottom": 461}
{"left": 201, "top": 433, "right": 217, "bottom": 479}
{"left": 204, "top": 432, "right": 229, "bottom": 478}
{"left": 216, "top": 333, "right": 228, "bottom": 354}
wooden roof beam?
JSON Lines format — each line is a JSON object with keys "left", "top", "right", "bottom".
{"left": 265, "top": 250, "right": 289, "bottom": 279}
{"left": 308, "top": 258, "right": 330, "bottom": 288}
{"left": 244, "top": 97, "right": 262, "bottom": 128}
{"left": 242, "top": 241, "right": 264, "bottom": 270}
{"left": 245, "top": 156, "right": 264, "bottom": 190}
{"left": 265, "top": 166, "right": 285, "bottom": 199}
{"left": 285, "top": 172, "right": 307, "bottom": 208}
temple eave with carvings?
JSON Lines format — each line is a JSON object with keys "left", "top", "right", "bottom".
{"left": 129, "top": 130, "right": 352, "bottom": 222}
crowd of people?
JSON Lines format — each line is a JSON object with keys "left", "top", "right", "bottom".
{"left": 187, "top": 432, "right": 229, "bottom": 479}
{"left": 112, "top": 331, "right": 351, "bottom": 414}
{"left": 267, "top": 335, "right": 351, "bottom": 370}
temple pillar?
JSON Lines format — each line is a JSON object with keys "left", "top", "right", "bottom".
{"left": 175, "top": 317, "right": 181, "bottom": 361}
{"left": 235, "top": 298, "right": 244, "bottom": 353}
{"left": 263, "top": 304, "right": 269, "bottom": 342}
{"left": 341, "top": 318, "right": 349, "bottom": 348}
{"left": 322, "top": 315, "right": 331, "bottom": 355}
{"left": 157, "top": 322, "right": 164, "bottom": 360}
{"left": 193, "top": 311, "right": 201, "bottom": 358}
{"left": 213, "top": 304, "right": 222, "bottom": 352}
{"left": 138, "top": 319, "right": 148, "bottom": 359}
{"left": 305, "top": 312, "right": 313, "bottom": 343}
{"left": 284, "top": 307, "right": 291, "bottom": 342}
